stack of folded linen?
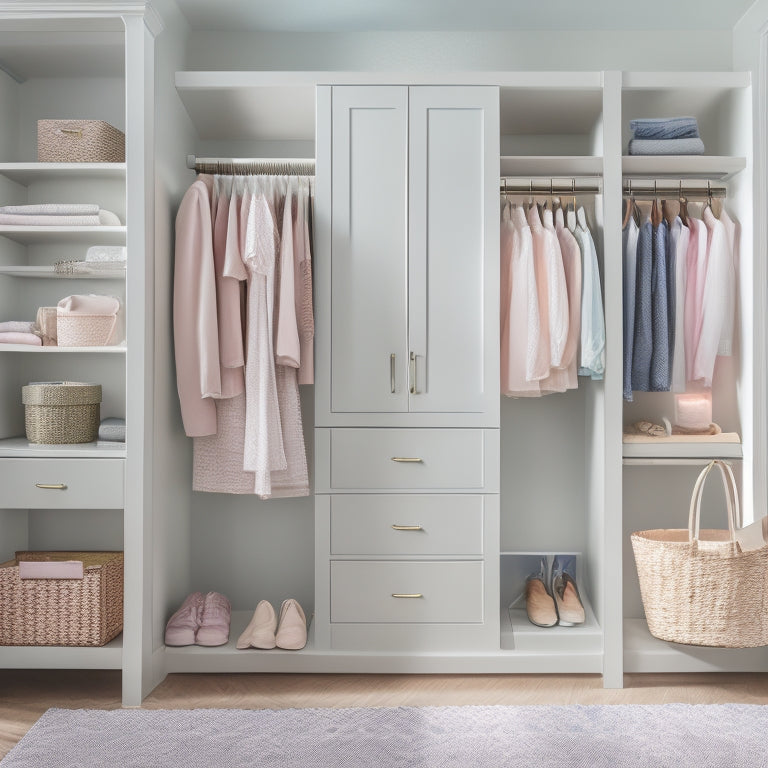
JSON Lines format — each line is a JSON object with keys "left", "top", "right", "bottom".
{"left": 0, "top": 203, "right": 121, "bottom": 225}
{"left": 628, "top": 117, "right": 705, "bottom": 155}
{"left": 0, "top": 320, "right": 40, "bottom": 346}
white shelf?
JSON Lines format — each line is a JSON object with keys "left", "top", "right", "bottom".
{"left": 0, "top": 344, "right": 125, "bottom": 353}
{"left": 0, "top": 163, "right": 126, "bottom": 185}
{"left": 0, "top": 226, "right": 126, "bottom": 245}
{"left": 0, "top": 437, "right": 126, "bottom": 458}
{"left": 0, "top": 633, "right": 122, "bottom": 670}
{"left": 622, "top": 155, "right": 746, "bottom": 180}
{"left": 623, "top": 619, "right": 768, "bottom": 673}
{"left": 165, "top": 611, "right": 603, "bottom": 674}
{"left": 622, "top": 441, "right": 743, "bottom": 460}
{"left": 0, "top": 266, "right": 125, "bottom": 279}
{"left": 622, "top": 72, "right": 750, "bottom": 91}
{"left": 500, "top": 156, "right": 603, "bottom": 177}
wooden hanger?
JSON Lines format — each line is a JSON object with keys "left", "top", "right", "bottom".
{"left": 678, "top": 181, "right": 689, "bottom": 226}
{"left": 651, "top": 182, "right": 662, "bottom": 227}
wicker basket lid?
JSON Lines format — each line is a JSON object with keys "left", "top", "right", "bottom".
{"left": 22, "top": 381, "right": 102, "bottom": 406}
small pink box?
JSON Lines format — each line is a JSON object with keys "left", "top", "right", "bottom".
{"left": 18, "top": 560, "right": 84, "bottom": 579}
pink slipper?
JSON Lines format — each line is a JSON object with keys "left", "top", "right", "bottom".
{"left": 164, "top": 592, "right": 204, "bottom": 647}
{"left": 195, "top": 591, "right": 231, "bottom": 646}
{"left": 275, "top": 599, "right": 307, "bottom": 650}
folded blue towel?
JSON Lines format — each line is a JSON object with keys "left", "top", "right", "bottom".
{"left": 628, "top": 138, "right": 705, "bottom": 156}
{"left": 630, "top": 116, "right": 699, "bottom": 139}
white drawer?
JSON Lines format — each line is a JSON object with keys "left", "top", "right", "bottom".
{"left": 0, "top": 458, "right": 124, "bottom": 509}
{"left": 324, "top": 428, "right": 491, "bottom": 490}
{"left": 331, "top": 560, "right": 483, "bottom": 623}
{"left": 330, "top": 495, "right": 484, "bottom": 555}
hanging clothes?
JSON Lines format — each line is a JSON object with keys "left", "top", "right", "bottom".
{"left": 174, "top": 172, "right": 314, "bottom": 499}
{"left": 622, "top": 192, "right": 738, "bottom": 400}
{"left": 575, "top": 207, "right": 605, "bottom": 380}
{"left": 622, "top": 211, "right": 639, "bottom": 402}
{"left": 500, "top": 196, "right": 601, "bottom": 398}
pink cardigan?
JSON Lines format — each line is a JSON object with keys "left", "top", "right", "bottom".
{"left": 173, "top": 175, "right": 219, "bottom": 437}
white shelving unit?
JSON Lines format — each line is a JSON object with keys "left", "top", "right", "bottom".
{"left": 162, "top": 67, "right": 762, "bottom": 693}
{"left": 0, "top": 3, "right": 157, "bottom": 707}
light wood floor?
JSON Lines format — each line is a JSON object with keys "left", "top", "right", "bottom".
{"left": 2, "top": 671, "right": 768, "bottom": 758}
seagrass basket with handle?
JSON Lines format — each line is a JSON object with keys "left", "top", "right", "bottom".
{"left": 22, "top": 381, "right": 101, "bottom": 444}
{"left": 631, "top": 460, "right": 768, "bottom": 648}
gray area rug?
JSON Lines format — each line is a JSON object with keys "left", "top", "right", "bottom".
{"left": 2, "top": 704, "right": 766, "bottom": 767}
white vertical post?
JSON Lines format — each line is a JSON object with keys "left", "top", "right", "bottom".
{"left": 600, "top": 70, "right": 625, "bottom": 689}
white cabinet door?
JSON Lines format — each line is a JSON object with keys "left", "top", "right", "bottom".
{"left": 408, "top": 86, "right": 499, "bottom": 414}
{"left": 330, "top": 86, "right": 409, "bottom": 413}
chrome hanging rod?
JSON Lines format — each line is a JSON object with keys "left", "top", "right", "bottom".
{"left": 623, "top": 179, "right": 726, "bottom": 200}
{"left": 186, "top": 155, "right": 315, "bottom": 176}
{"left": 499, "top": 178, "right": 602, "bottom": 195}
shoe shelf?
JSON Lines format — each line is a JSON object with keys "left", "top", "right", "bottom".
{"left": 623, "top": 619, "right": 768, "bottom": 674}
{"left": 0, "top": 633, "right": 122, "bottom": 670}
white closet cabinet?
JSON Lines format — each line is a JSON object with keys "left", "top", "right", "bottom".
{"left": 318, "top": 85, "right": 499, "bottom": 427}
{"left": 314, "top": 84, "right": 500, "bottom": 653}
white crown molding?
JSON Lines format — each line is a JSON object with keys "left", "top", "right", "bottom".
{"left": 0, "top": 1, "right": 164, "bottom": 33}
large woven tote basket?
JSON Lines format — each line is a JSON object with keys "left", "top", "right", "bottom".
{"left": 631, "top": 460, "right": 768, "bottom": 648}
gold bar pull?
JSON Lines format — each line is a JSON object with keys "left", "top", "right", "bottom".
{"left": 409, "top": 351, "right": 417, "bottom": 394}
{"left": 391, "top": 457, "right": 423, "bottom": 463}
{"left": 391, "top": 524, "right": 423, "bottom": 531}
{"left": 35, "top": 483, "right": 67, "bottom": 490}
{"left": 392, "top": 593, "right": 423, "bottom": 599}
{"left": 390, "top": 353, "right": 396, "bottom": 394}
{"left": 60, "top": 129, "right": 82, "bottom": 137}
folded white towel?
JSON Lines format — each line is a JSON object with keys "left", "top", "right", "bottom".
{"left": 0, "top": 209, "right": 122, "bottom": 226}
{"left": 86, "top": 245, "right": 127, "bottom": 262}
{"left": 627, "top": 137, "right": 705, "bottom": 155}
{"left": 98, "top": 210, "right": 121, "bottom": 225}
{"left": 0, "top": 203, "right": 99, "bottom": 216}
{"left": 0, "top": 213, "right": 100, "bottom": 225}
{"left": 0, "top": 320, "right": 35, "bottom": 333}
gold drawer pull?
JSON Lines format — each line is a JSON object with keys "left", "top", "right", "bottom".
{"left": 391, "top": 457, "right": 423, "bottom": 463}
{"left": 35, "top": 483, "right": 67, "bottom": 490}
{"left": 59, "top": 128, "right": 83, "bottom": 137}
{"left": 391, "top": 524, "right": 423, "bottom": 531}
{"left": 392, "top": 593, "right": 423, "bottom": 599}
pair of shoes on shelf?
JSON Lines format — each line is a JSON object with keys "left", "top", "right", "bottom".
{"left": 237, "top": 598, "right": 307, "bottom": 651}
{"left": 524, "top": 556, "right": 585, "bottom": 628}
{"left": 164, "top": 591, "right": 231, "bottom": 647}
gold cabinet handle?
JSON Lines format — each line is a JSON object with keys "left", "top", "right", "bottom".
{"left": 391, "top": 524, "right": 423, "bottom": 531}
{"left": 35, "top": 483, "right": 67, "bottom": 490}
{"left": 392, "top": 593, "right": 423, "bottom": 599}
{"left": 409, "top": 351, "right": 417, "bottom": 394}
{"left": 391, "top": 457, "right": 423, "bottom": 463}
{"left": 59, "top": 128, "right": 82, "bottom": 137}
{"left": 390, "top": 353, "right": 396, "bottom": 394}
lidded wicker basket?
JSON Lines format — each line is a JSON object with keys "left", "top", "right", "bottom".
{"left": 22, "top": 381, "right": 101, "bottom": 444}
{"left": 37, "top": 119, "right": 125, "bottom": 163}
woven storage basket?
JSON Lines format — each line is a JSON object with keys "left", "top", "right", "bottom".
{"left": 22, "top": 381, "right": 101, "bottom": 444}
{"left": 57, "top": 313, "right": 117, "bottom": 346}
{"left": 0, "top": 551, "right": 123, "bottom": 646}
{"left": 631, "top": 460, "right": 768, "bottom": 648}
{"left": 35, "top": 306, "right": 57, "bottom": 346}
{"left": 37, "top": 119, "right": 125, "bottom": 163}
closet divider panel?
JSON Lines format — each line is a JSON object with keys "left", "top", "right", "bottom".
{"left": 330, "top": 86, "right": 409, "bottom": 414}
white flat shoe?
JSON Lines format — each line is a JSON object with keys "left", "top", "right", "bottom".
{"left": 275, "top": 598, "right": 307, "bottom": 650}
{"left": 236, "top": 600, "right": 277, "bottom": 650}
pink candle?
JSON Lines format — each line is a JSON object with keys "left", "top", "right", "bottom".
{"left": 674, "top": 392, "right": 712, "bottom": 430}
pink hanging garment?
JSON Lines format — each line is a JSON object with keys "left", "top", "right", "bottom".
{"left": 212, "top": 176, "right": 245, "bottom": 398}
{"left": 539, "top": 207, "right": 572, "bottom": 394}
{"left": 296, "top": 178, "right": 315, "bottom": 385}
{"left": 552, "top": 207, "right": 582, "bottom": 391}
{"left": 528, "top": 205, "right": 553, "bottom": 389}
{"left": 502, "top": 205, "right": 542, "bottom": 397}
{"left": 173, "top": 174, "right": 219, "bottom": 437}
